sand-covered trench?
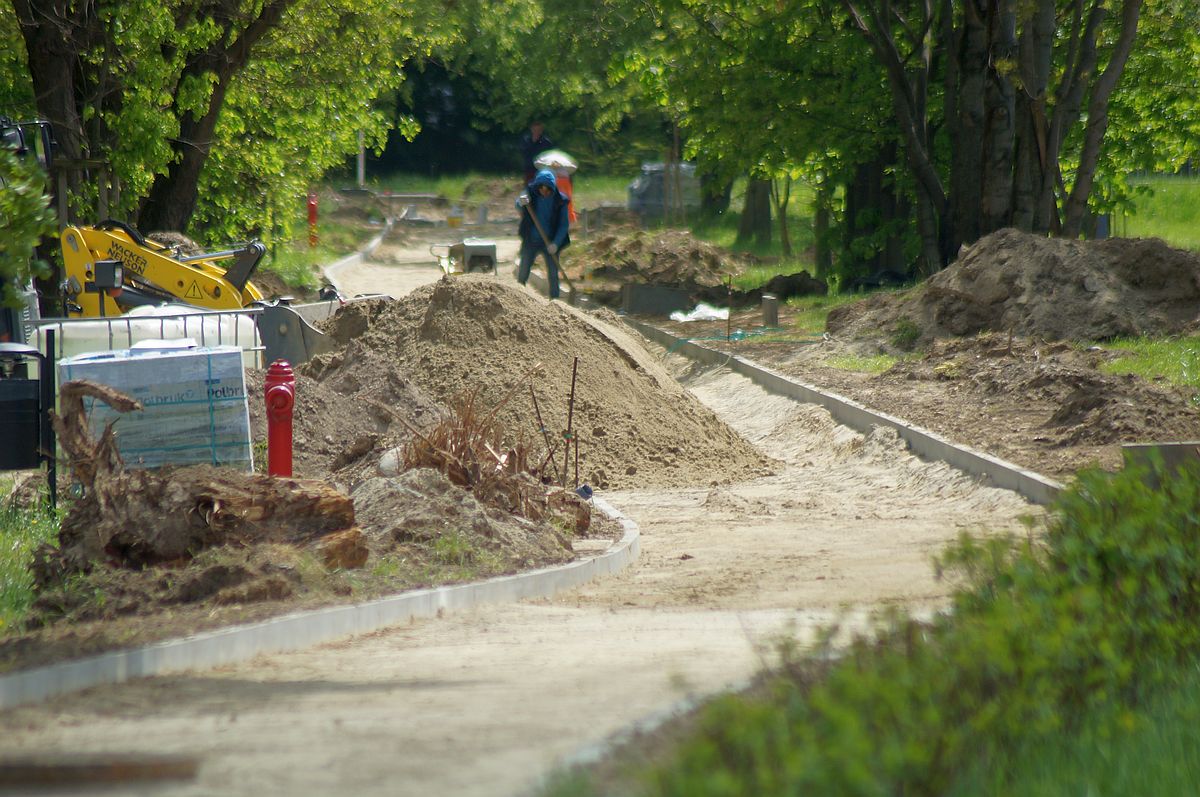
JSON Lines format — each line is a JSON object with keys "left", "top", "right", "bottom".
{"left": 0, "top": 258, "right": 1037, "bottom": 796}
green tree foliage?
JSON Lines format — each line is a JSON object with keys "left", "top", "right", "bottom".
{"left": 189, "top": 0, "right": 440, "bottom": 244}
{"left": 612, "top": 0, "right": 921, "bottom": 277}
{"left": 1101, "top": 0, "right": 1200, "bottom": 207}
{"left": 424, "top": 0, "right": 665, "bottom": 170}
{"left": 5, "top": 0, "right": 441, "bottom": 240}
{"left": 0, "top": 147, "right": 55, "bottom": 304}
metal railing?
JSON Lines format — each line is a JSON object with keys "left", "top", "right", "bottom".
{"left": 36, "top": 307, "right": 266, "bottom": 368}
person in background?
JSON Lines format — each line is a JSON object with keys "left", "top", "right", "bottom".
{"left": 515, "top": 169, "right": 570, "bottom": 300}
{"left": 519, "top": 121, "right": 554, "bottom": 183}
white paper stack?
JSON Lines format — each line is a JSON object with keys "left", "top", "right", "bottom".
{"left": 58, "top": 343, "right": 253, "bottom": 470}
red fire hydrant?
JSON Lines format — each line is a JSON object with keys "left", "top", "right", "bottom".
{"left": 307, "top": 191, "right": 319, "bottom": 248}
{"left": 265, "top": 360, "right": 296, "bottom": 477}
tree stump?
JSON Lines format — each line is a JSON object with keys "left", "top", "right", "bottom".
{"left": 35, "top": 380, "right": 361, "bottom": 585}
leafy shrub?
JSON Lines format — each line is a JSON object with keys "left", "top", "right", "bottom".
{"left": 620, "top": 457, "right": 1200, "bottom": 796}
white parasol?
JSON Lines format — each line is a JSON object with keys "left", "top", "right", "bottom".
{"left": 533, "top": 149, "right": 577, "bottom": 174}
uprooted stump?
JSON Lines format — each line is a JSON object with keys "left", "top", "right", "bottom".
{"left": 34, "top": 380, "right": 362, "bottom": 587}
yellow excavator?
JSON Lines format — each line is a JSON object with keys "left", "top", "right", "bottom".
{"left": 59, "top": 220, "right": 266, "bottom": 317}
{"left": 3, "top": 115, "right": 335, "bottom": 364}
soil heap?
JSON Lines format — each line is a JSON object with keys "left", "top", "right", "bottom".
{"left": 828, "top": 229, "right": 1200, "bottom": 348}
{"left": 572, "top": 229, "right": 748, "bottom": 292}
{"left": 304, "top": 277, "right": 771, "bottom": 490}
{"left": 245, "top": 367, "right": 439, "bottom": 479}
{"left": 571, "top": 228, "right": 824, "bottom": 307}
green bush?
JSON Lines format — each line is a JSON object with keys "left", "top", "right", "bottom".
{"left": 604, "top": 458, "right": 1200, "bottom": 796}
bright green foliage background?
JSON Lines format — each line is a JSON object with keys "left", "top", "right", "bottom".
{"left": 0, "top": 148, "right": 55, "bottom": 302}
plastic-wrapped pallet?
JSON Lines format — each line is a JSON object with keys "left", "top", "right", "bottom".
{"left": 58, "top": 342, "right": 253, "bottom": 471}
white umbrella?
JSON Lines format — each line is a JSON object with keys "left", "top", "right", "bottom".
{"left": 534, "top": 149, "right": 577, "bottom": 174}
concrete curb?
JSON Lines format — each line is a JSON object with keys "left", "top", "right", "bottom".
{"left": 622, "top": 317, "right": 1064, "bottom": 506}
{"left": 323, "top": 222, "right": 390, "bottom": 291}
{"left": 0, "top": 497, "right": 639, "bottom": 711}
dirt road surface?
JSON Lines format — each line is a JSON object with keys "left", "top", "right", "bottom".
{"left": 327, "top": 223, "right": 522, "bottom": 299}
{"left": 0, "top": 227, "right": 1037, "bottom": 796}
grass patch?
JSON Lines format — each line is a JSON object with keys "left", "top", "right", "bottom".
{"left": 890, "top": 316, "right": 923, "bottom": 350}
{"left": 1099, "top": 335, "right": 1200, "bottom": 399}
{"left": 261, "top": 204, "right": 381, "bottom": 292}
{"left": 0, "top": 500, "right": 60, "bottom": 633}
{"left": 1116, "top": 176, "right": 1200, "bottom": 251}
{"left": 785, "top": 293, "right": 866, "bottom": 336}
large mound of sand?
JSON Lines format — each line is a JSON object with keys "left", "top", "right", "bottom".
{"left": 575, "top": 229, "right": 750, "bottom": 289}
{"left": 829, "top": 229, "right": 1200, "bottom": 347}
{"left": 304, "top": 277, "right": 771, "bottom": 489}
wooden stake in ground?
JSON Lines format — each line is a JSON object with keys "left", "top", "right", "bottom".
{"left": 563, "top": 356, "right": 579, "bottom": 489}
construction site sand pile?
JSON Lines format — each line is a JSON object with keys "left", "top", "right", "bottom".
{"left": 828, "top": 228, "right": 1200, "bottom": 347}
{"left": 305, "top": 277, "right": 772, "bottom": 490}
{"left": 245, "top": 369, "right": 440, "bottom": 478}
{"left": 575, "top": 229, "right": 752, "bottom": 289}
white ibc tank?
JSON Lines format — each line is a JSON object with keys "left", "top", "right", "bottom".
{"left": 37, "top": 304, "right": 261, "bottom": 368}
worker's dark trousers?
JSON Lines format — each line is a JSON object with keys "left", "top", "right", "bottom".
{"left": 518, "top": 245, "right": 561, "bottom": 299}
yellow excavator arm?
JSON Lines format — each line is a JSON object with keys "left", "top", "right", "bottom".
{"left": 60, "top": 220, "right": 265, "bottom": 317}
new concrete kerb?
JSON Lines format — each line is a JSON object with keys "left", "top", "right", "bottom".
{"left": 621, "top": 316, "right": 1064, "bottom": 507}
{"left": 0, "top": 497, "right": 639, "bottom": 711}
{"left": 323, "top": 222, "right": 390, "bottom": 288}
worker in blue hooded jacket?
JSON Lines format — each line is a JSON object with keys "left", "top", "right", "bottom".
{"left": 516, "top": 168, "right": 571, "bottom": 300}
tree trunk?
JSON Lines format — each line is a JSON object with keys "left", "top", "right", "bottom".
{"left": 1011, "top": 0, "right": 1056, "bottom": 231}
{"left": 814, "top": 184, "right": 833, "bottom": 279}
{"left": 843, "top": 0, "right": 949, "bottom": 272}
{"left": 949, "top": 0, "right": 987, "bottom": 250}
{"left": 11, "top": 0, "right": 89, "bottom": 207}
{"left": 980, "top": 0, "right": 1017, "bottom": 234}
{"left": 1063, "top": 0, "right": 1142, "bottom": 237}
{"left": 735, "top": 178, "right": 772, "bottom": 248}
{"left": 137, "top": 0, "right": 295, "bottom": 234}
{"left": 770, "top": 177, "right": 793, "bottom": 257}
{"left": 700, "top": 172, "right": 733, "bottom": 218}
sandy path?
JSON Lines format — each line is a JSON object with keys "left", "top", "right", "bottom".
{"left": 327, "top": 223, "right": 522, "bottom": 300}
{"left": 0, "top": 239, "right": 1038, "bottom": 796}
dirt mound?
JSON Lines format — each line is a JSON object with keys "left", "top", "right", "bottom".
{"left": 828, "top": 229, "right": 1200, "bottom": 348}
{"left": 245, "top": 366, "right": 439, "bottom": 479}
{"left": 305, "top": 278, "right": 771, "bottom": 489}
{"left": 573, "top": 229, "right": 750, "bottom": 289}
{"left": 352, "top": 468, "right": 573, "bottom": 568}
{"left": 883, "top": 335, "right": 1200, "bottom": 449}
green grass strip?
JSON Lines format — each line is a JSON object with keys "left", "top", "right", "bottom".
{"left": 0, "top": 499, "right": 60, "bottom": 633}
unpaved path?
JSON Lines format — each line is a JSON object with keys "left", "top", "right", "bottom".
{"left": 327, "top": 221, "right": 522, "bottom": 299}
{"left": 0, "top": 231, "right": 1038, "bottom": 796}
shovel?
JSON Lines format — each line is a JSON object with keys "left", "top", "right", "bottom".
{"left": 522, "top": 203, "right": 577, "bottom": 302}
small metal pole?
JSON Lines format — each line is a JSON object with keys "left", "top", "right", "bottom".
{"left": 761, "top": 293, "right": 778, "bottom": 327}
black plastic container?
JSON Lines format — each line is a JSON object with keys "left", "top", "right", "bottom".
{"left": 0, "top": 377, "right": 40, "bottom": 469}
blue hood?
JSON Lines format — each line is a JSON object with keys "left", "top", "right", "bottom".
{"left": 530, "top": 169, "right": 558, "bottom": 191}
